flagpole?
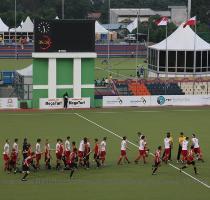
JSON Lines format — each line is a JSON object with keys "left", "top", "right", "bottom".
{"left": 193, "top": 18, "right": 196, "bottom": 75}
{"left": 165, "top": 23, "right": 168, "bottom": 77}
{"left": 136, "top": 10, "right": 139, "bottom": 82}
{"left": 147, "top": 23, "right": 150, "bottom": 60}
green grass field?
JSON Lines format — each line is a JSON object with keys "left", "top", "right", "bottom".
{"left": 0, "top": 107, "right": 210, "bottom": 200}
{"left": 0, "top": 58, "right": 147, "bottom": 79}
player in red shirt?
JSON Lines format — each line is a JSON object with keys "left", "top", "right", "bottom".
{"left": 93, "top": 138, "right": 101, "bottom": 168}
{"left": 152, "top": 146, "right": 162, "bottom": 175}
{"left": 9, "top": 148, "right": 18, "bottom": 173}
{"left": 44, "top": 139, "right": 51, "bottom": 169}
{"left": 83, "top": 139, "right": 91, "bottom": 169}
{"left": 21, "top": 152, "right": 36, "bottom": 181}
{"left": 66, "top": 148, "right": 78, "bottom": 179}
{"left": 180, "top": 145, "right": 198, "bottom": 174}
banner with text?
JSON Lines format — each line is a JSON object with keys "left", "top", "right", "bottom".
{"left": 0, "top": 98, "right": 18, "bottom": 109}
{"left": 40, "top": 98, "right": 90, "bottom": 109}
{"left": 103, "top": 96, "right": 150, "bottom": 107}
{"left": 103, "top": 95, "right": 210, "bottom": 107}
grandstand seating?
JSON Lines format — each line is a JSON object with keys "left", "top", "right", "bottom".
{"left": 94, "top": 87, "right": 116, "bottom": 99}
{"left": 179, "top": 82, "right": 210, "bottom": 95}
{"left": 146, "top": 82, "right": 184, "bottom": 95}
{"left": 128, "top": 82, "right": 151, "bottom": 95}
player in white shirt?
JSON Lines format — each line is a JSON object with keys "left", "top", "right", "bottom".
{"left": 181, "top": 137, "right": 189, "bottom": 162}
{"left": 134, "top": 135, "right": 147, "bottom": 164}
{"left": 12, "top": 138, "right": 19, "bottom": 155}
{"left": 100, "top": 137, "right": 107, "bottom": 165}
{"left": 117, "top": 136, "right": 130, "bottom": 165}
{"left": 35, "top": 138, "right": 42, "bottom": 169}
{"left": 55, "top": 139, "right": 62, "bottom": 170}
{"left": 191, "top": 134, "right": 204, "bottom": 162}
{"left": 64, "top": 136, "right": 71, "bottom": 164}
{"left": 163, "top": 134, "right": 171, "bottom": 163}
{"left": 78, "top": 137, "right": 86, "bottom": 166}
{"left": 3, "top": 139, "right": 10, "bottom": 171}
{"left": 44, "top": 139, "right": 51, "bottom": 169}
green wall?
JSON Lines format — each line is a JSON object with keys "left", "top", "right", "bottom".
{"left": 33, "top": 57, "right": 95, "bottom": 108}
{"left": 33, "top": 89, "right": 48, "bottom": 108}
{"left": 33, "top": 59, "right": 48, "bottom": 85}
{"left": 81, "top": 58, "right": 94, "bottom": 85}
{"left": 57, "top": 59, "right": 73, "bottom": 85}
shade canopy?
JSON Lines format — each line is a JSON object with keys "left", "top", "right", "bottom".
{"left": 95, "top": 21, "right": 108, "bottom": 34}
{"left": 150, "top": 24, "right": 210, "bottom": 51}
{"left": 0, "top": 18, "right": 9, "bottom": 32}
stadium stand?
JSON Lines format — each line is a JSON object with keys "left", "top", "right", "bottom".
{"left": 146, "top": 82, "right": 184, "bottom": 95}
{"left": 128, "top": 82, "right": 151, "bottom": 96}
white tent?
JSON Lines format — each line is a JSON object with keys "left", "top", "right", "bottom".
{"left": 21, "top": 16, "right": 34, "bottom": 32}
{"left": 150, "top": 25, "right": 210, "bottom": 51}
{"left": 16, "top": 64, "right": 32, "bottom": 76}
{"left": 0, "top": 18, "right": 9, "bottom": 32}
{"left": 95, "top": 21, "right": 108, "bottom": 34}
{"left": 148, "top": 24, "right": 210, "bottom": 76}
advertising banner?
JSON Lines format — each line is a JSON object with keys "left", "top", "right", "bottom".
{"left": 40, "top": 98, "right": 90, "bottom": 109}
{"left": 103, "top": 96, "right": 150, "bottom": 107}
{"left": 0, "top": 98, "right": 18, "bottom": 109}
{"left": 103, "top": 95, "right": 210, "bottom": 107}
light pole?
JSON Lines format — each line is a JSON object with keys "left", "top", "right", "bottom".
{"left": 15, "top": 0, "right": 17, "bottom": 59}
{"left": 188, "top": 0, "right": 191, "bottom": 19}
{"left": 107, "top": 0, "right": 110, "bottom": 67}
{"left": 62, "top": 0, "right": 65, "bottom": 19}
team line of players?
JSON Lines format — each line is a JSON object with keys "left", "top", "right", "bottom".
{"left": 2, "top": 132, "right": 203, "bottom": 180}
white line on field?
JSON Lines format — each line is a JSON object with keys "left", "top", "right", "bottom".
{"left": 74, "top": 112, "right": 210, "bottom": 189}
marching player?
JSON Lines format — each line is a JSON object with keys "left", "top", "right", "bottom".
{"left": 3, "top": 139, "right": 10, "bottom": 172}
{"left": 191, "top": 134, "right": 204, "bottom": 162}
{"left": 13, "top": 138, "right": 19, "bottom": 158}
{"left": 181, "top": 137, "right": 189, "bottom": 162}
{"left": 117, "top": 136, "right": 130, "bottom": 165}
{"left": 21, "top": 152, "right": 36, "bottom": 181}
{"left": 100, "top": 137, "right": 107, "bottom": 166}
{"left": 93, "top": 138, "right": 101, "bottom": 168}
{"left": 67, "top": 148, "right": 78, "bottom": 179}
{"left": 9, "top": 148, "right": 18, "bottom": 173}
{"left": 152, "top": 146, "right": 162, "bottom": 175}
{"left": 83, "top": 139, "right": 91, "bottom": 169}
{"left": 44, "top": 139, "right": 51, "bottom": 169}
{"left": 64, "top": 136, "right": 71, "bottom": 166}
{"left": 35, "top": 138, "right": 42, "bottom": 169}
{"left": 78, "top": 138, "right": 86, "bottom": 166}
{"left": 55, "top": 139, "right": 62, "bottom": 170}
{"left": 180, "top": 145, "right": 198, "bottom": 174}
{"left": 134, "top": 135, "right": 147, "bottom": 164}
{"left": 163, "top": 133, "right": 171, "bottom": 163}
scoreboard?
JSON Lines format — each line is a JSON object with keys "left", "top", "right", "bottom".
{"left": 34, "top": 19, "right": 95, "bottom": 52}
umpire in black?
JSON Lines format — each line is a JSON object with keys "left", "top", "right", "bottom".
{"left": 63, "top": 92, "right": 69, "bottom": 109}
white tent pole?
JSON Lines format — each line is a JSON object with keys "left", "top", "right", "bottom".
{"left": 165, "top": 23, "right": 168, "bottom": 77}
{"left": 193, "top": 18, "right": 197, "bottom": 75}
{"left": 15, "top": 0, "right": 17, "bottom": 59}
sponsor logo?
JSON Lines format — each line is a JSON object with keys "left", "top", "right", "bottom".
{"left": 45, "top": 99, "right": 62, "bottom": 106}
{"left": 157, "top": 96, "right": 166, "bottom": 105}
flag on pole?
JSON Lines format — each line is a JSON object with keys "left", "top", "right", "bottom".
{"left": 183, "top": 16, "right": 196, "bottom": 28}
{"left": 155, "top": 16, "right": 168, "bottom": 26}
{"left": 127, "top": 18, "right": 138, "bottom": 33}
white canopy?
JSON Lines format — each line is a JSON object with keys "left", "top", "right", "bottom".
{"left": 150, "top": 24, "right": 210, "bottom": 51}
{"left": 21, "top": 16, "right": 34, "bottom": 32}
{"left": 0, "top": 18, "right": 9, "bottom": 32}
{"left": 95, "top": 21, "right": 108, "bottom": 34}
{"left": 16, "top": 64, "right": 32, "bottom": 76}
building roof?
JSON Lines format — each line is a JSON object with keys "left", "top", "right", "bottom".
{"left": 102, "top": 23, "right": 127, "bottom": 30}
{"left": 110, "top": 8, "right": 170, "bottom": 17}
{"left": 95, "top": 21, "right": 109, "bottom": 34}
{"left": 149, "top": 24, "right": 210, "bottom": 51}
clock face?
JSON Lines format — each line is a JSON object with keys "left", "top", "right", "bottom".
{"left": 37, "top": 21, "right": 51, "bottom": 34}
